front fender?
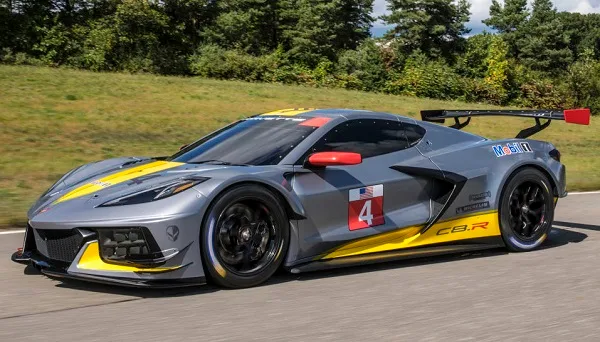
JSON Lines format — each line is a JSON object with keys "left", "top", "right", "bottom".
{"left": 197, "top": 173, "right": 306, "bottom": 219}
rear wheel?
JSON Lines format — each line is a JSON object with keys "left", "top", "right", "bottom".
{"left": 201, "top": 184, "right": 289, "bottom": 288}
{"left": 499, "top": 168, "right": 554, "bottom": 252}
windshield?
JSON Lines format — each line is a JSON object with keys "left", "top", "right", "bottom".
{"left": 169, "top": 117, "right": 320, "bottom": 165}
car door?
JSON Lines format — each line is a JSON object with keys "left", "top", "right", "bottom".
{"left": 291, "top": 118, "right": 439, "bottom": 260}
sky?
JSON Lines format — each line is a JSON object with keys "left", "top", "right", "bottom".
{"left": 371, "top": 0, "right": 600, "bottom": 37}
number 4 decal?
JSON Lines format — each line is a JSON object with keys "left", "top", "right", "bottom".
{"left": 348, "top": 184, "right": 384, "bottom": 230}
{"left": 359, "top": 200, "right": 373, "bottom": 225}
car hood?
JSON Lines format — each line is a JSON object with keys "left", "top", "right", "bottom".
{"left": 28, "top": 157, "right": 246, "bottom": 218}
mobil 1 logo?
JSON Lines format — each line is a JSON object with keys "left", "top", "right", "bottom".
{"left": 493, "top": 142, "right": 533, "bottom": 158}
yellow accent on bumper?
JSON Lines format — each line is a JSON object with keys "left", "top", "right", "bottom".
{"left": 260, "top": 108, "right": 316, "bottom": 116}
{"left": 77, "top": 242, "right": 182, "bottom": 273}
{"left": 54, "top": 161, "right": 184, "bottom": 204}
{"left": 323, "top": 211, "right": 501, "bottom": 259}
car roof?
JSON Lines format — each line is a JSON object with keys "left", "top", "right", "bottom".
{"left": 258, "top": 108, "right": 417, "bottom": 123}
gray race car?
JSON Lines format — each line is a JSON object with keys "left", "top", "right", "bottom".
{"left": 12, "top": 107, "right": 591, "bottom": 288}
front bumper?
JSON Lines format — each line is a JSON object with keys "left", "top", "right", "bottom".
{"left": 12, "top": 250, "right": 205, "bottom": 288}
{"left": 13, "top": 217, "right": 207, "bottom": 288}
{"left": 12, "top": 248, "right": 203, "bottom": 288}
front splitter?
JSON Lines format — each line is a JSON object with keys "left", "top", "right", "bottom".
{"left": 42, "top": 269, "right": 206, "bottom": 289}
{"left": 12, "top": 251, "right": 206, "bottom": 289}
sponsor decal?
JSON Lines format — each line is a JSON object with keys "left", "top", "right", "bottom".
{"left": 493, "top": 142, "right": 533, "bottom": 157}
{"left": 436, "top": 222, "right": 489, "bottom": 236}
{"left": 469, "top": 191, "right": 491, "bottom": 202}
{"left": 348, "top": 184, "right": 384, "bottom": 230}
{"left": 91, "top": 180, "right": 112, "bottom": 187}
{"left": 456, "top": 201, "right": 490, "bottom": 214}
{"left": 247, "top": 117, "right": 306, "bottom": 122}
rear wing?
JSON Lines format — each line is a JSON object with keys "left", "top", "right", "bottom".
{"left": 421, "top": 109, "right": 591, "bottom": 139}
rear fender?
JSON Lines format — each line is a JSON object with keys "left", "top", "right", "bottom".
{"left": 426, "top": 139, "right": 562, "bottom": 221}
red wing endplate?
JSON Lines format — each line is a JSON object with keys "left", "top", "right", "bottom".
{"left": 564, "top": 109, "right": 591, "bottom": 125}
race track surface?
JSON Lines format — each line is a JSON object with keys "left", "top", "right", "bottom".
{"left": 1, "top": 194, "right": 599, "bottom": 341}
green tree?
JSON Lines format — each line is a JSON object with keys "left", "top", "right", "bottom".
{"left": 455, "top": 33, "right": 495, "bottom": 78}
{"left": 558, "top": 12, "right": 600, "bottom": 60}
{"left": 483, "top": 0, "right": 528, "bottom": 33}
{"left": 517, "top": 0, "right": 572, "bottom": 73}
{"left": 202, "top": 0, "right": 372, "bottom": 64}
{"left": 162, "top": 0, "right": 218, "bottom": 52}
{"left": 382, "top": 0, "right": 471, "bottom": 61}
{"left": 2, "top": 0, "right": 54, "bottom": 54}
{"left": 0, "top": 0, "right": 18, "bottom": 51}
{"left": 203, "top": 0, "right": 280, "bottom": 54}
{"left": 336, "top": 38, "right": 388, "bottom": 91}
{"left": 332, "top": 0, "right": 374, "bottom": 51}
{"left": 385, "top": 51, "right": 465, "bottom": 100}
{"left": 282, "top": 0, "right": 338, "bottom": 65}
{"left": 482, "top": 0, "right": 528, "bottom": 56}
{"left": 482, "top": 36, "right": 509, "bottom": 104}
{"left": 279, "top": 0, "right": 374, "bottom": 66}
{"left": 79, "top": 0, "right": 171, "bottom": 72}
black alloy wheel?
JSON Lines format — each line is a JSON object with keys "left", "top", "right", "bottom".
{"left": 201, "top": 184, "right": 289, "bottom": 288}
{"left": 507, "top": 181, "right": 549, "bottom": 241}
{"left": 215, "top": 202, "right": 279, "bottom": 276}
{"left": 499, "top": 168, "right": 554, "bottom": 252}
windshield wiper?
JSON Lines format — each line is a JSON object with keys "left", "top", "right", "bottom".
{"left": 188, "top": 160, "right": 250, "bottom": 166}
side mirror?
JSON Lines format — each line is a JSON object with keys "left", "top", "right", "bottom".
{"left": 180, "top": 144, "right": 188, "bottom": 151}
{"left": 306, "top": 152, "right": 362, "bottom": 167}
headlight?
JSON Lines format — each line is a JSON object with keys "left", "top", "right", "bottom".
{"left": 99, "top": 176, "right": 209, "bottom": 207}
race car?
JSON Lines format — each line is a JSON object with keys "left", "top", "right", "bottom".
{"left": 12, "top": 107, "right": 591, "bottom": 289}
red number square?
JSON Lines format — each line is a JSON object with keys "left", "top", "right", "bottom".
{"left": 348, "top": 197, "right": 384, "bottom": 231}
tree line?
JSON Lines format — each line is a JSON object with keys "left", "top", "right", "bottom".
{"left": 2, "top": 0, "right": 600, "bottom": 113}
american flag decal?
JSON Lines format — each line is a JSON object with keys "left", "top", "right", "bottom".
{"left": 349, "top": 184, "right": 383, "bottom": 202}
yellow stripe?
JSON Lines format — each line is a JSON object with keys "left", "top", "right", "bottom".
{"left": 323, "top": 211, "right": 501, "bottom": 259}
{"left": 54, "top": 160, "right": 184, "bottom": 204}
{"left": 260, "top": 108, "right": 316, "bottom": 116}
{"left": 77, "top": 242, "right": 181, "bottom": 273}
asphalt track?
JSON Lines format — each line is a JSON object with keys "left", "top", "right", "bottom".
{"left": 1, "top": 193, "right": 599, "bottom": 341}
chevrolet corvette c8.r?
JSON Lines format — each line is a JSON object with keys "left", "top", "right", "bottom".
{"left": 12, "top": 107, "right": 591, "bottom": 288}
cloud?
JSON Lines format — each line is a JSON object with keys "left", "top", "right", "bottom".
{"left": 571, "top": 0, "right": 600, "bottom": 13}
{"left": 373, "top": 0, "right": 388, "bottom": 16}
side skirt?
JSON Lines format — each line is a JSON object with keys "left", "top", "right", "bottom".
{"left": 288, "top": 237, "right": 505, "bottom": 274}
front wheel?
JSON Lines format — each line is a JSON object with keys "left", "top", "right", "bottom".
{"left": 499, "top": 168, "right": 554, "bottom": 252}
{"left": 201, "top": 184, "right": 289, "bottom": 288}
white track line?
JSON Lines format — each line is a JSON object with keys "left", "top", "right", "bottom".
{"left": 569, "top": 191, "right": 600, "bottom": 195}
{"left": 0, "top": 230, "right": 25, "bottom": 235}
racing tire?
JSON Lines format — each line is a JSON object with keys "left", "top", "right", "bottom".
{"left": 201, "top": 184, "right": 290, "bottom": 288}
{"left": 499, "top": 167, "right": 554, "bottom": 252}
